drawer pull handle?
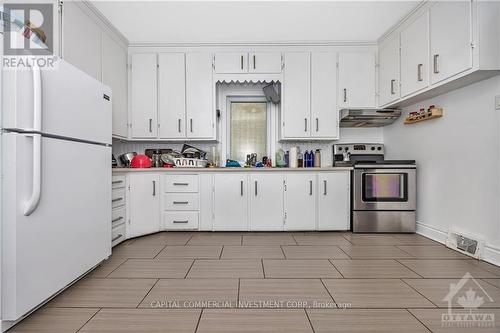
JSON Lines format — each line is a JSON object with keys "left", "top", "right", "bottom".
{"left": 173, "top": 220, "right": 189, "bottom": 224}
{"left": 112, "top": 216, "right": 123, "bottom": 223}
{"left": 173, "top": 182, "right": 189, "bottom": 186}
{"left": 112, "top": 180, "right": 123, "bottom": 184}
{"left": 173, "top": 201, "right": 189, "bottom": 205}
{"left": 112, "top": 198, "right": 123, "bottom": 203}
{"left": 112, "top": 234, "right": 123, "bottom": 242}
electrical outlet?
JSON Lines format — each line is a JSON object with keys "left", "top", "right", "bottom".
{"left": 496, "top": 95, "right": 500, "bottom": 110}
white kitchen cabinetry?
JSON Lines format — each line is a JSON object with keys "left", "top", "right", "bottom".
{"left": 429, "top": 1, "right": 472, "bottom": 85}
{"left": 249, "top": 173, "right": 284, "bottom": 231}
{"left": 131, "top": 53, "right": 158, "bottom": 139}
{"left": 159, "top": 53, "right": 186, "bottom": 139}
{"left": 284, "top": 173, "right": 316, "bottom": 230}
{"left": 214, "top": 174, "right": 248, "bottom": 231}
{"left": 162, "top": 174, "right": 200, "bottom": 230}
{"left": 111, "top": 175, "right": 127, "bottom": 246}
{"left": 400, "top": 11, "right": 429, "bottom": 97}
{"left": 282, "top": 52, "right": 311, "bottom": 139}
{"left": 311, "top": 52, "right": 338, "bottom": 139}
{"left": 317, "top": 172, "right": 350, "bottom": 231}
{"left": 102, "top": 34, "right": 128, "bottom": 139}
{"left": 248, "top": 53, "right": 282, "bottom": 73}
{"left": 186, "top": 52, "right": 215, "bottom": 139}
{"left": 338, "top": 52, "right": 376, "bottom": 108}
{"left": 128, "top": 173, "right": 160, "bottom": 237}
{"left": 215, "top": 52, "right": 282, "bottom": 74}
{"left": 214, "top": 53, "right": 248, "bottom": 73}
{"left": 378, "top": 35, "right": 400, "bottom": 106}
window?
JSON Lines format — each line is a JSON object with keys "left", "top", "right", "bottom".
{"left": 229, "top": 101, "right": 268, "bottom": 162}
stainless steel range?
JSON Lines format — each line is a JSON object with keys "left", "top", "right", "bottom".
{"left": 333, "top": 144, "right": 417, "bottom": 233}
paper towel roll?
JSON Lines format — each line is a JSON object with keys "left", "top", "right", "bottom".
{"left": 289, "top": 147, "right": 298, "bottom": 168}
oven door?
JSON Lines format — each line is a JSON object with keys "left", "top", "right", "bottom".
{"left": 354, "top": 168, "right": 416, "bottom": 211}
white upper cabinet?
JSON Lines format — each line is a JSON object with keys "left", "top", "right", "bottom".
{"left": 102, "top": 34, "right": 128, "bottom": 139}
{"left": 338, "top": 52, "right": 376, "bottom": 108}
{"left": 248, "top": 53, "right": 283, "bottom": 73}
{"left": 62, "top": 2, "right": 102, "bottom": 81}
{"left": 284, "top": 173, "right": 315, "bottom": 230}
{"left": 429, "top": 1, "right": 472, "bottom": 85}
{"left": 378, "top": 35, "right": 400, "bottom": 106}
{"left": 249, "top": 173, "right": 284, "bottom": 231}
{"left": 317, "top": 172, "right": 350, "bottom": 231}
{"left": 311, "top": 52, "right": 338, "bottom": 139}
{"left": 158, "top": 53, "right": 186, "bottom": 139}
{"left": 131, "top": 53, "right": 158, "bottom": 139}
{"left": 214, "top": 53, "right": 248, "bottom": 73}
{"left": 400, "top": 11, "right": 429, "bottom": 97}
{"left": 128, "top": 173, "right": 160, "bottom": 238}
{"left": 213, "top": 174, "right": 248, "bottom": 231}
{"left": 282, "top": 52, "right": 311, "bottom": 139}
{"left": 186, "top": 52, "right": 215, "bottom": 139}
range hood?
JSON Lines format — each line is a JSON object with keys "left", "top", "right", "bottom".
{"left": 340, "top": 108, "right": 401, "bottom": 127}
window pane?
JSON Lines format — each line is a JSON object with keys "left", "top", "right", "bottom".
{"left": 230, "top": 102, "right": 267, "bottom": 162}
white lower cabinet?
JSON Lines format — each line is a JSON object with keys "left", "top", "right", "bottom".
{"left": 284, "top": 173, "right": 316, "bottom": 230}
{"left": 317, "top": 172, "right": 350, "bottom": 231}
{"left": 163, "top": 211, "right": 199, "bottom": 230}
{"left": 128, "top": 173, "right": 160, "bottom": 237}
{"left": 249, "top": 173, "right": 284, "bottom": 231}
{"left": 213, "top": 174, "right": 248, "bottom": 231}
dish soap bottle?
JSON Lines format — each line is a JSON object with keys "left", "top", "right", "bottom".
{"left": 314, "top": 149, "right": 321, "bottom": 167}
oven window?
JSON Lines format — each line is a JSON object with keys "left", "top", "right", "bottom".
{"left": 362, "top": 173, "right": 408, "bottom": 202}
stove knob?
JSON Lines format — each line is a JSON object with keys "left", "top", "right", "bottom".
{"left": 377, "top": 147, "right": 382, "bottom": 151}
{"left": 338, "top": 147, "right": 343, "bottom": 151}
{"left": 371, "top": 147, "right": 375, "bottom": 151}
{"left": 345, "top": 147, "right": 349, "bottom": 151}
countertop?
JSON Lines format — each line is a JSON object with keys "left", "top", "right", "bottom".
{"left": 112, "top": 166, "right": 353, "bottom": 173}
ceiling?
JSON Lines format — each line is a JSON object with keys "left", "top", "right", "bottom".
{"left": 91, "top": 1, "right": 421, "bottom": 45}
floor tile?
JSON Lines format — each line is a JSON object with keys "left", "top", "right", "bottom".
{"left": 242, "top": 235, "right": 297, "bottom": 245}
{"left": 188, "top": 234, "right": 242, "bottom": 245}
{"left": 398, "top": 260, "right": 499, "bottom": 278}
{"left": 307, "top": 309, "right": 429, "bottom": 333}
{"left": 221, "top": 246, "right": 284, "bottom": 259}
{"left": 293, "top": 234, "right": 352, "bottom": 246}
{"left": 87, "top": 257, "right": 127, "bottom": 278}
{"left": 409, "top": 308, "right": 500, "bottom": 333}
{"left": 196, "top": 309, "right": 313, "bottom": 333}
{"left": 397, "top": 245, "right": 469, "bottom": 259}
{"left": 79, "top": 309, "right": 201, "bottom": 333}
{"left": 263, "top": 260, "right": 342, "bottom": 278}
{"left": 124, "top": 232, "right": 193, "bottom": 246}
{"left": 157, "top": 246, "right": 222, "bottom": 259}
{"left": 483, "top": 279, "right": 500, "bottom": 289}
{"left": 9, "top": 308, "right": 99, "bottom": 333}
{"left": 331, "top": 259, "right": 421, "bottom": 278}
{"left": 107, "top": 259, "right": 193, "bottom": 278}
{"left": 111, "top": 242, "right": 166, "bottom": 259}
{"left": 341, "top": 234, "right": 402, "bottom": 245}
{"left": 48, "top": 278, "right": 156, "bottom": 308}
{"left": 322, "top": 279, "right": 435, "bottom": 308}
{"left": 282, "top": 246, "right": 349, "bottom": 259}
{"left": 391, "top": 234, "right": 440, "bottom": 245}
{"left": 404, "top": 278, "right": 500, "bottom": 308}
{"left": 187, "top": 260, "right": 264, "bottom": 278}
{"left": 340, "top": 245, "right": 412, "bottom": 259}
{"left": 239, "top": 279, "right": 332, "bottom": 308}
{"left": 140, "top": 279, "right": 238, "bottom": 308}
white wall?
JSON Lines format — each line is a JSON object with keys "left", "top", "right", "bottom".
{"left": 384, "top": 75, "right": 500, "bottom": 264}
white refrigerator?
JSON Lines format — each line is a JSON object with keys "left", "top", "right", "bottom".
{"left": 1, "top": 59, "right": 112, "bottom": 322}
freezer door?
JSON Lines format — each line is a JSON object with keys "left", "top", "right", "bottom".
{"left": 2, "top": 60, "right": 111, "bottom": 145}
{"left": 1, "top": 133, "right": 111, "bottom": 320}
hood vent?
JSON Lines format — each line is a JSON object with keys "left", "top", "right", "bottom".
{"left": 340, "top": 108, "right": 401, "bottom": 127}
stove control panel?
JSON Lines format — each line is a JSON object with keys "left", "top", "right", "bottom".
{"left": 334, "top": 143, "right": 384, "bottom": 155}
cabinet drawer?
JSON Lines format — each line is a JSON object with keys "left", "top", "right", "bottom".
{"left": 164, "top": 193, "right": 199, "bottom": 211}
{"left": 112, "top": 206, "right": 126, "bottom": 229}
{"left": 163, "top": 211, "right": 199, "bottom": 230}
{"left": 112, "top": 188, "right": 126, "bottom": 209}
{"left": 163, "top": 175, "right": 199, "bottom": 193}
{"left": 112, "top": 222, "right": 126, "bottom": 247}
{"left": 112, "top": 175, "right": 126, "bottom": 189}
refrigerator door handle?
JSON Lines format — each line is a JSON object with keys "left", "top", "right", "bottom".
{"left": 32, "top": 64, "right": 42, "bottom": 132}
{"left": 24, "top": 134, "right": 42, "bottom": 216}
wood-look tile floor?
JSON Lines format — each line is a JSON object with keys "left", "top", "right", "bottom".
{"left": 9, "top": 232, "right": 500, "bottom": 332}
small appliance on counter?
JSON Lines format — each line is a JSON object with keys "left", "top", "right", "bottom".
{"left": 119, "top": 152, "right": 137, "bottom": 167}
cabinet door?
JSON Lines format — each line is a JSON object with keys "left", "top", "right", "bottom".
{"left": 318, "top": 172, "right": 350, "bottom": 231}
{"left": 378, "top": 35, "right": 400, "bottom": 106}
{"left": 282, "top": 52, "right": 311, "bottom": 139}
{"left": 430, "top": 1, "right": 472, "bottom": 85}
{"left": 129, "top": 173, "right": 160, "bottom": 238}
{"left": 338, "top": 52, "right": 376, "bottom": 108}
{"left": 159, "top": 53, "right": 186, "bottom": 139}
{"left": 214, "top": 53, "right": 247, "bottom": 73}
{"left": 102, "top": 33, "right": 128, "bottom": 139}
{"left": 285, "top": 173, "right": 315, "bottom": 230}
{"left": 249, "top": 173, "right": 284, "bottom": 231}
{"left": 401, "top": 11, "right": 429, "bottom": 97}
{"left": 131, "top": 53, "right": 158, "bottom": 138}
{"left": 186, "top": 52, "right": 215, "bottom": 139}
{"left": 214, "top": 174, "right": 248, "bottom": 231}
{"left": 249, "top": 53, "right": 282, "bottom": 73}
{"left": 62, "top": 1, "right": 102, "bottom": 81}
{"left": 311, "top": 52, "right": 338, "bottom": 139}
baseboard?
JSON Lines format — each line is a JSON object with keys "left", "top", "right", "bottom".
{"left": 416, "top": 221, "right": 500, "bottom": 267}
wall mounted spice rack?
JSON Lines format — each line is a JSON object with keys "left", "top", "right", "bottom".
{"left": 404, "top": 106, "right": 443, "bottom": 125}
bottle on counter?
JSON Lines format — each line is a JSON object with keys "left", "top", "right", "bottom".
{"left": 275, "top": 148, "right": 285, "bottom": 167}
{"left": 309, "top": 150, "right": 315, "bottom": 168}
{"left": 297, "top": 151, "right": 303, "bottom": 168}
{"left": 304, "top": 150, "right": 310, "bottom": 168}
{"left": 284, "top": 150, "right": 289, "bottom": 167}
{"left": 314, "top": 149, "right": 321, "bottom": 167}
